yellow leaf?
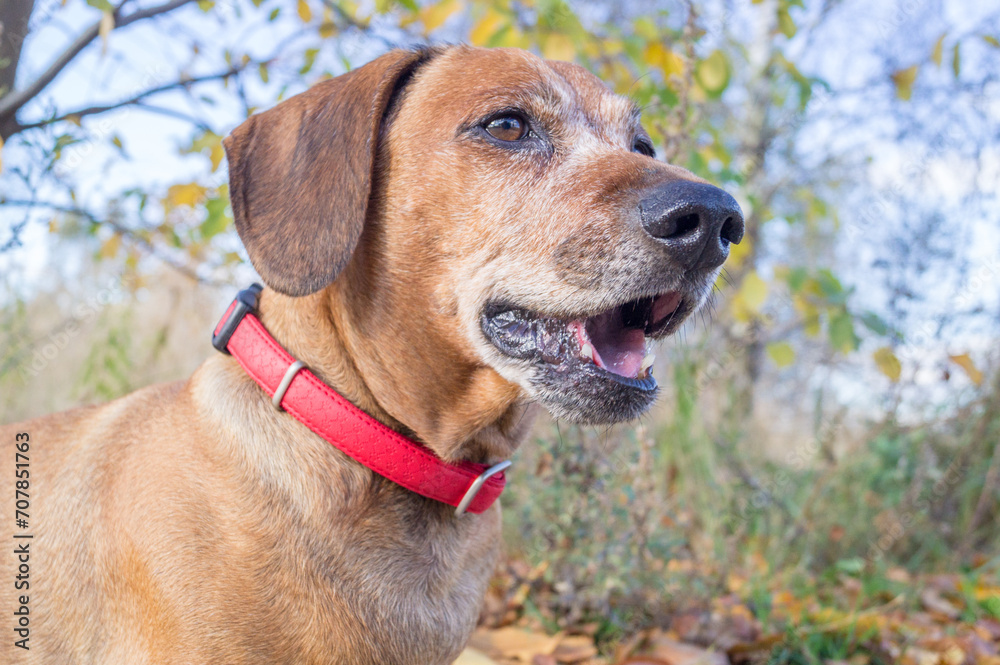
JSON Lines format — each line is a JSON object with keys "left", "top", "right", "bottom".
{"left": 949, "top": 353, "right": 983, "bottom": 385}
{"left": 633, "top": 17, "right": 657, "bottom": 41}
{"left": 984, "top": 35, "right": 1000, "bottom": 48}
{"left": 319, "top": 7, "right": 337, "bottom": 37}
{"left": 421, "top": 0, "right": 460, "bottom": 34}
{"left": 873, "top": 346, "right": 902, "bottom": 382}
{"left": 210, "top": 143, "right": 225, "bottom": 172}
{"left": 542, "top": 33, "right": 576, "bottom": 62}
{"left": 974, "top": 584, "right": 1000, "bottom": 601}
{"left": 297, "top": 0, "right": 312, "bottom": 23}
{"left": 777, "top": 7, "right": 796, "bottom": 38}
{"left": 738, "top": 271, "right": 768, "bottom": 312}
{"left": 731, "top": 277, "right": 767, "bottom": 323}
{"left": 496, "top": 26, "right": 530, "bottom": 49}
{"left": 767, "top": 342, "right": 795, "bottom": 368}
{"left": 165, "top": 183, "right": 208, "bottom": 210}
{"left": 891, "top": 65, "right": 918, "bottom": 101}
{"left": 931, "top": 33, "right": 946, "bottom": 66}
{"left": 319, "top": 21, "right": 337, "bottom": 38}
{"left": 804, "top": 314, "right": 821, "bottom": 337}
{"left": 99, "top": 11, "right": 114, "bottom": 55}
{"left": 696, "top": 49, "right": 731, "bottom": 95}
{"left": 644, "top": 43, "right": 684, "bottom": 81}
{"left": 470, "top": 7, "right": 505, "bottom": 46}
{"left": 99, "top": 233, "right": 121, "bottom": 259}
{"left": 338, "top": 0, "right": 363, "bottom": 24}
{"left": 726, "top": 234, "right": 752, "bottom": 270}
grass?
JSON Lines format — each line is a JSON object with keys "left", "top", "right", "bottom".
{"left": 499, "top": 343, "right": 1000, "bottom": 657}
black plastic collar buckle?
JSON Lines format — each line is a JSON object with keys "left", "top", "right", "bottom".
{"left": 212, "top": 283, "right": 263, "bottom": 355}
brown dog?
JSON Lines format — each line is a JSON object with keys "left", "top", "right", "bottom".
{"left": 1, "top": 45, "right": 742, "bottom": 663}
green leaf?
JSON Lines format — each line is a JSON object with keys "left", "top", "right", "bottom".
{"left": 258, "top": 62, "right": 269, "bottom": 84}
{"left": 201, "top": 196, "right": 231, "bottom": 239}
{"left": 777, "top": 7, "right": 796, "bottom": 38}
{"left": 828, "top": 311, "right": 858, "bottom": 353}
{"left": 396, "top": 0, "right": 419, "bottom": 12}
{"left": 766, "top": 342, "right": 796, "bottom": 368}
{"left": 86, "top": 0, "right": 115, "bottom": 12}
{"left": 860, "top": 311, "right": 889, "bottom": 336}
{"left": 633, "top": 17, "right": 657, "bottom": 41}
{"left": 952, "top": 43, "right": 961, "bottom": 78}
{"left": 656, "top": 86, "right": 679, "bottom": 108}
{"left": 785, "top": 267, "right": 808, "bottom": 293}
{"left": 268, "top": 7, "right": 280, "bottom": 21}
{"left": 982, "top": 595, "right": 1000, "bottom": 620}
{"left": 984, "top": 35, "right": 1000, "bottom": 48}
{"left": 815, "top": 269, "right": 844, "bottom": 298}
{"left": 835, "top": 557, "right": 865, "bottom": 576}
{"left": 300, "top": 48, "right": 320, "bottom": 75}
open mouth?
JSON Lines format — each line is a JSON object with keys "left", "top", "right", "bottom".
{"left": 481, "top": 290, "right": 689, "bottom": 391}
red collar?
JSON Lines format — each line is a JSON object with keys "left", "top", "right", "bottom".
{"left": 212, "top": 284, "right": 508, "bottom": 516}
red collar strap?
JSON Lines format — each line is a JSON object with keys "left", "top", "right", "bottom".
{"left": 212, "top": 284, "right": 509, "bottom": 516}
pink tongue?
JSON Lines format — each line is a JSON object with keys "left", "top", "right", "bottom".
{"left": 594, "top": 328, "right": 646, "bottom": 377}
{"left": 579, "top": 310, "right": 647, "bottom": 378}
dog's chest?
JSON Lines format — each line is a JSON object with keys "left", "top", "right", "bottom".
{"left": 247, "top": 498, "right": 502, "bottom": 664}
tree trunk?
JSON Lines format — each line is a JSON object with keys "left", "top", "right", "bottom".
{"left": 0, "top": 0, "right": 35, "bottom": 139}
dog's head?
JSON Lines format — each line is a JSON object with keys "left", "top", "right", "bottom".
{"left": 224, "top": 45, "right": 743, "bottom": 459}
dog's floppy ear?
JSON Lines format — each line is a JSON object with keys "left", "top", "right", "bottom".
{"left": 224, "top": 49, "right": 431, "bottom": 296}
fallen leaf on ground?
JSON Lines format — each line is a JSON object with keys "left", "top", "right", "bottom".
{"left": 455, "top": 647, "right": 501, "bottom": 665}
{"left": 639, "top": 633, "right": 730, "bottom": 665}
{"left": 469, "top": 627, "right": 565, "bottom": 662}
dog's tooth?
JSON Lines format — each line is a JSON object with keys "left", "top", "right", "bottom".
{"left": 639, "top": 354, "right": 655, "bottom": 375}
{"left": 581, "top": 344, "right": 594, "bottom": 362}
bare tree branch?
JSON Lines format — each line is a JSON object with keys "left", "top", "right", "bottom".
{"left": 0, "top": 199, "right": 220, "bottom": 285}
{"left": 14, "top": 64, "right": 247, "bottom": 133}
{"left": 0, "top": 0, "right": 197, "bottom": 138}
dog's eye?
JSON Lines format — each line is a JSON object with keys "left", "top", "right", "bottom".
{"left": 485, "top": 115, "right": 528, "bottom": 142}
{"left": 633, "top": 138, "right": 655, "bottom": 158}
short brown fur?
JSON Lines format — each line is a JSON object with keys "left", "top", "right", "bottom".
{"left": 2, "top": 45, "right": 717, "bottom": 664}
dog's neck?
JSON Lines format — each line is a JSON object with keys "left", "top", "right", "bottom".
{"left": 253, "top": 287, "right": 537, "bottom": 466}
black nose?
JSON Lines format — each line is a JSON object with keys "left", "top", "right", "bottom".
{"left": 638, "top": 180, "right": 745, "bottom": 271}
